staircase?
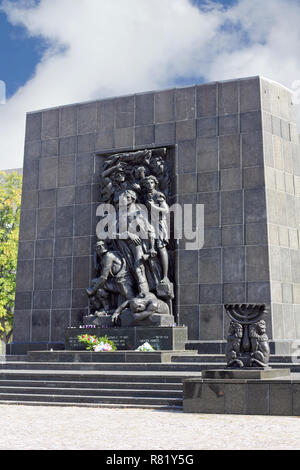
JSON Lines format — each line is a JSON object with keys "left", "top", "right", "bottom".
{"left": 0, "top": 351, "right": 203, "bottom": 409}
{"left": 0, "top": 349, "right": 296, "bottom": 408}
{"left": 0, "top": 370, "right": 187, "bottom": 408}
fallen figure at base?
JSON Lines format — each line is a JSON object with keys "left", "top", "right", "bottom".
{"left": 111, "top": 292, "right": 170, "bottom": 326}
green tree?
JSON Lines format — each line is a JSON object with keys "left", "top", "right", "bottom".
{"left": 0, "top": 171, "right": 22, "bottom": 346}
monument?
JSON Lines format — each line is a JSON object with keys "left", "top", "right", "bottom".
{"left": 9, "top": 75, "right": 300, "bottom": 359}
{"left": 65, "top": 145, "right": 187, "bottom": 351}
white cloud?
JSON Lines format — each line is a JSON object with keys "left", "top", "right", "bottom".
{"left": 205, "top": 0, "right": 300, "bottom": 86}
{"left": 0, "top": 0, "right": 300, "bottom": 170}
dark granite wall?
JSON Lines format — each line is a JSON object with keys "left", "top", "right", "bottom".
{"left": 11, "top": 76, "right": 300, "bottom": 354}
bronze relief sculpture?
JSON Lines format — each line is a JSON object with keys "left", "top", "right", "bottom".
{"left": 86, "top": 148, "right": 174, "bottom": 327}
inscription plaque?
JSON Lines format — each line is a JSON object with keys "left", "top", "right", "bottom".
{"left": 65, "top": 326, "right": 188, "bottom": 351}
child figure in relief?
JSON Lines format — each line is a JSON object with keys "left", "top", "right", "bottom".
{"left": 140, "top": 175, "right": 170, "bottom": 284}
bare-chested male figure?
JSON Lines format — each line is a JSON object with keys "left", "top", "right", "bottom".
{"left": 86, "top": 240, "right": 135, "bottom": 313}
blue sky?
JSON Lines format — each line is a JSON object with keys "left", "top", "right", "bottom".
{"left": 0, "top": 0, "right": 238, "bottom": 97}
{"left": 0, "top": 11, "right": 43, "bottom": 97}
{"left": 0, "top": 0, "right": 299, "bottom": 169}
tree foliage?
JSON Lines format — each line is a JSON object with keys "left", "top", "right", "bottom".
{"left": 0, "top": 171, "right": 22, "bottom": 343}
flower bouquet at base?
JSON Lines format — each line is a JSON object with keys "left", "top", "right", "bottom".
{"left": 93, "top": 336, "right": 117, "bottom": 352}
{"left": 135, "top": 342, "right": 156, "bottom": 352}
{"left": 77, "top": 334, "right": 116, "bottom": 352}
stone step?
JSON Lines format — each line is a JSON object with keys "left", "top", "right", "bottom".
{"left": 0, "top": 401, "right": 181, "bottom": 410}
{"left": 0, "top": 361, "right": 206, "bottom": 372}
{"left": 0, "top": 370, "right": 200, "bottom": 383}
{"left": 5, "top": 355, "right": 27, "bottom": 362}
{"left": 172, "top": 355, "right": 225, "bottom": 363}
{"left": 0, "top": 386, "right": 182, "bottom": 398}
{"left": 171, "top": 355, "right": 296, "bottom": 364}
{"left": 0, "top": 365, "right": 196, "bottom": 408}
{"left": 0, "top": 379, "right": 183, "bottom": 390}
{"left": 25, "top": 350, "right": 196, "bottom": 364}
{"left": 6, "top": 353, "right": 297, "bottom": 364}
{"left": 0, "top": 393, "right": 182, "bottom": 407}
{"left": 1, "top": 360, "right": 298, "bottom": 372}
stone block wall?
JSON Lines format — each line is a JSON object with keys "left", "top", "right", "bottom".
{"left": 12, "top": 76, "right": 300, "bottom": 353}
{"left": 261, "top": 78, "right": 300, "bottom": 347}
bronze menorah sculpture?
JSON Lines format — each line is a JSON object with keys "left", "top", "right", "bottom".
{"left": 225, "top": 304, "right": 270, "bottom": 368}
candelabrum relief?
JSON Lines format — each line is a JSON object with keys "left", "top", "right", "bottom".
{"left": 86, "top": 148, "right": 175, "bottom": 327}
{"left": 225, "top": 304, "right": 270, "bottom": 368}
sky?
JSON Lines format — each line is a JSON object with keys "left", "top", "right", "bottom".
{"left": 0, "top": 0, "right": 300, "bottom": 170}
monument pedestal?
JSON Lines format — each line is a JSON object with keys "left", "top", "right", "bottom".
{"left": 65, "top": 326, "right": 188, "bottom": 351}
{"left": 83, "top": 313, "right": 175, "bottom": 328}
{"left": 201, "top": 368, "right": 291, "bottom": 380}
{"left": 183, "top": 368, "right": 295, "bottom": 416}
{"left": 26, "top": 349, "right": 196, "bottom": 363}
